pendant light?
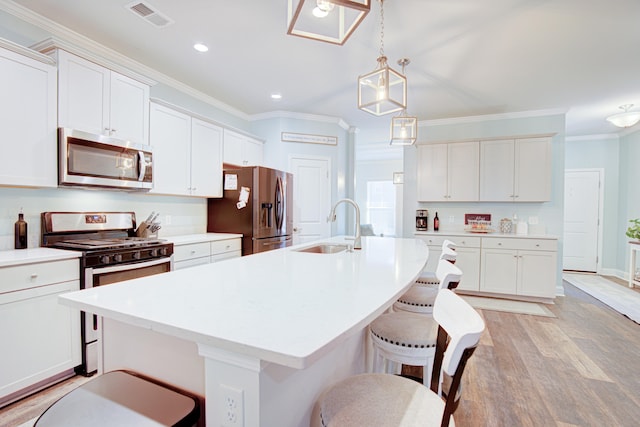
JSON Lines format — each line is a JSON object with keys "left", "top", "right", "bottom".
{"left": 357, "top": 0, "right": 406, "bottom": 116}
{"left": 390, "top": 58, "right": 417, "bottom": 145}
{"left": 287, "top": 0, "right": 370, "bottom": 45}
{"left": 606, "top": 104, "right": 640, "bottom": 128}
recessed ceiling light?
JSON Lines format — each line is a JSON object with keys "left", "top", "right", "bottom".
{"left": 271, "top": 93, "right": 282, "bottom": 100}
{"left": 193, "top": 43, "right": 208, "bottom": 52}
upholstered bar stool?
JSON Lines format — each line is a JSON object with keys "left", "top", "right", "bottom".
{"left": 411, "top": 239, "right": 457, "bottom": 289}
{"left": 394, "top": 255, "right": 462, "bottom": 314}
{"left": 370, "top": 260, "right": 463, "bottom": 386}
{"left": 311, "top": 289, "right": 485, "bottom": 427}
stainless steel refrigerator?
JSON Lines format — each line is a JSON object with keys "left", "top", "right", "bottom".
{"left": 207, "top": 166, "right": 293, "bottom": 255}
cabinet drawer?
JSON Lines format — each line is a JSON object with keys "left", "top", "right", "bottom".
{"left": 173, "top": 242, "right": 210, "bottom": 262}
{"left": 482, "top": 238, "right": 557, "bottom": 251}
{"left": 211, "top": 238, "right": 242, "bottom": 255}
{"left": 0, "top": 259, "right": 79, "bottom": 294}
{"left": 453, "top": 236, "right": 482, "bottom": 248}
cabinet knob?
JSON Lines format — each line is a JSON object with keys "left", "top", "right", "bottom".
{"left": 498, "top": 242, "right": 502, "bottom": 246}
{"left": 190, "top": 250, "right": 196, "bottom": 255}
{"left": 30, "top": 273, "right": 38, "bottom": 279}
{"left": 536, "top": 244, "right": 540, "bottom": 247}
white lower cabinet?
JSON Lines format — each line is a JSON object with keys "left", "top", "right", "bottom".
{"left": 416, "top": 235, "right": 481, "bottom": 292}
{"left": 480, "top": 238, "right": 557, "bottom": 298}
{"left": 0, "top": 258, "right": 81, "bottom": 403}
{"left": 416, "top": 234, "right": 557, "bottom": 299}
{"left": 172, "top": 237, "right": 242, "bottom": 270}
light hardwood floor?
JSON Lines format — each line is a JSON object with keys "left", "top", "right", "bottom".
{"left": 1, "top": 280, "right": 639, "bottom": 426}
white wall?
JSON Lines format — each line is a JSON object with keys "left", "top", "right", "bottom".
{"left": 565, "top": 135, "right": 620, "bottom": 273}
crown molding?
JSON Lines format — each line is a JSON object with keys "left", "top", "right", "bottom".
{"left": 250, "top": 110, "right": 350, "bottom": 130}
{"left": 0, "top": 36, "right": 54, "bottom": 65}
{"left": 565, "top": 134, "right": 619, "bottom": 142}
{"left": 419, "top": 108, "right": 567, "bottom": 127}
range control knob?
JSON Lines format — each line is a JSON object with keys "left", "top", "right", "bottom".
{"left": 113, "top": 254, "right": 123, "bottom": 263}
{"left": 150, "top": 248, "right": 159, "bottom": 257}
{"left": 160, "top": 247, "right": 168, "bottom": 256}
{"left": 99, "top": 255, "right": 110, "bottom": 264}
{"left": 132, "top": 251, "right": 141, "bottom": 260}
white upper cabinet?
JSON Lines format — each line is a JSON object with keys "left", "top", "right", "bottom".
{"left": 57, "top": 50, "right": 150, "bottom": 144}
{"left": 191, "top": 118, "right": 223, "bottom": 197}
{"left": 0, "top": 42, "right": 57, "bottom": 187}
{"left": 149, "top": 102, "right": 223, "bottom": 197}
{"left": 223, "top": 129, "right": 263, "bottom": 166}
{"left": 479, "top": 137, "right": 551, "bottom": 202}
{"left": 417, "top": 142, "right": 479, "bottom": 202}
{"left": 149, "top": 103, "right": 191, "bottom": 196}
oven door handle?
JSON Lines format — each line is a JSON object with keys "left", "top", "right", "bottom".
{"left": 88, "top": 256, "right": 172, "bottom": 275}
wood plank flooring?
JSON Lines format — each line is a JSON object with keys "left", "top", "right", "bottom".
{"left": 1, "top": 279, "right": 639, "bottom": 426}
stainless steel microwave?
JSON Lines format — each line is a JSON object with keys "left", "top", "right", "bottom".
{"left": 58, "top": 127, "right": 153, "bottom": 191}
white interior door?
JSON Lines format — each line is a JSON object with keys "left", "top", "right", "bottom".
{"left": 289, "top": 156, "right": 331, "bottom": 245}
{"left": 563, "top": 169, "right": 601, "bottom": 272}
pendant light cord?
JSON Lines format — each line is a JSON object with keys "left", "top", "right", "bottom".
{"left": 379, "top": 0, "right": 385, "bottom": 58}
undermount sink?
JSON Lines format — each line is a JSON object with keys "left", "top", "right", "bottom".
{"left": 295, "top": 243, "right": 348, "bottom": 254}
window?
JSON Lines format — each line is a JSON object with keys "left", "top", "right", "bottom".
{"left": 366, "top": 180, "right": 396, "bottom": 236}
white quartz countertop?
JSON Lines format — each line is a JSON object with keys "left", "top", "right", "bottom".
{"left": 59, "top": 236, "right": 428, "bottom": 369}
{"left": 165, "top": 233, "right": 243, "bottom": 245}
{"left": 414, "top": 231, "right": 558, "bottom": 239}
{"left": 0, "top": 247, "right": 81, "bottom": 268}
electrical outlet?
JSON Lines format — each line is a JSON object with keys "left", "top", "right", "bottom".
{"left": 448, "top": 215, "right": 455, "bottom": 223}
{"left": 528, "top": 216, "right": 539, "bottom": 225}
{"left": 164, "top": 215, "right": 172, "bottom": 225}
{"left": 220, "top": 384, "right": 244, "bottom": 427}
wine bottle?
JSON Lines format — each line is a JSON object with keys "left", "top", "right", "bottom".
{"left": 15, "top": 209, "right": 27, "bottom": 249}
{"left": 434, "top": 212, "right": 440, "bottom": 231}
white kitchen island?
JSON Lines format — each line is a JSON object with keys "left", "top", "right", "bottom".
{"left": 59, "top": 236, "right": 429, "bottom": 426}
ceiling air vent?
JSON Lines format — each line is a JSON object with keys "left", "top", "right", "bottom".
{"left": 126, "top": 1, "right": 174, "bottom": 28}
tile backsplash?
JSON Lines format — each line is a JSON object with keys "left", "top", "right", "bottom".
{"left": 0, "top": 187, "right": 207, "bottom": 251}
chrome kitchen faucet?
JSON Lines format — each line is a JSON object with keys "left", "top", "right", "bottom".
{"left": 329, "top": 199, "right": 362, "bottom": 250}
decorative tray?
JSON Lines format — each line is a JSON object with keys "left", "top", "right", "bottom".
{"left": 465, "top": 219, "right": 493, "bottom": 233}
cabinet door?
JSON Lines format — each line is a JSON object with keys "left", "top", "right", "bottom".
{"left": 0, "top": 46, "right": 57, "bottom": 187}
{"left": 479, "top": 139, "right": 515, "bottom": 201}
{"left": 149, "top": 103, "right": 191, "bottom": 195}
{"left": 481, "top": 248, "right": 518, "bottom": 294}
{"left": 57, "top": 50, "right": 110, "bottom": 135}
{"left": 518, "top": 250, "right": 556, "bottom": 298}
{"left": 109, "top": 72, "right": 150, "bottom": 145}
{"left": 223, "top": 129, "right": 244, "bottom": 166}
{"left": 455, "top": 247, "right": 481, "bottom": 291}
{"left": 191, "top": 118, "right": 223, "bottom": 197}
{"left": 243, "top": 137, "right": 264, "bottom": 166}
{"left": 0, "top": 281, "right": 81, "bottom": 400}
{"left": 514, "top": 137, "right": 551, "bottom": 202}
{"left": 417, "top": 144, "right": 448, "bottom": 201}
{"left": 448, "top": 141, "right": 479, "bottom": 201}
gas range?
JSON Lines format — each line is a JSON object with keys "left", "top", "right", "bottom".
{"left": 41, "top": 212, "right": 173, "bottom": 268}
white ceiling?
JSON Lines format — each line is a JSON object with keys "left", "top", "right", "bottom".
{"left": 5, "top": 0, "right": 640, "bottom": 137}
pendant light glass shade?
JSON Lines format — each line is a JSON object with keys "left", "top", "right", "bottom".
{"left": 358, "top": 56, "right": 407, "bottom": 116}
{"left": 390, "top": 114, "right": 417, "bottom": 145}
{"left": 606, "top": 104, "right": 640, "bottom": 128}
{"left": 357, "top": 0, "right": 406, "bottom": 116}
{"left": 287, "top": 0, "right": 370, "bottom": 45}
{"left": 390, "top": 58, "right": 417, "bottom": 145}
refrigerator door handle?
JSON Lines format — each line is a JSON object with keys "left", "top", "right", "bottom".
{"left": 275, "top": 176, "right": 284, "bottom": 230}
